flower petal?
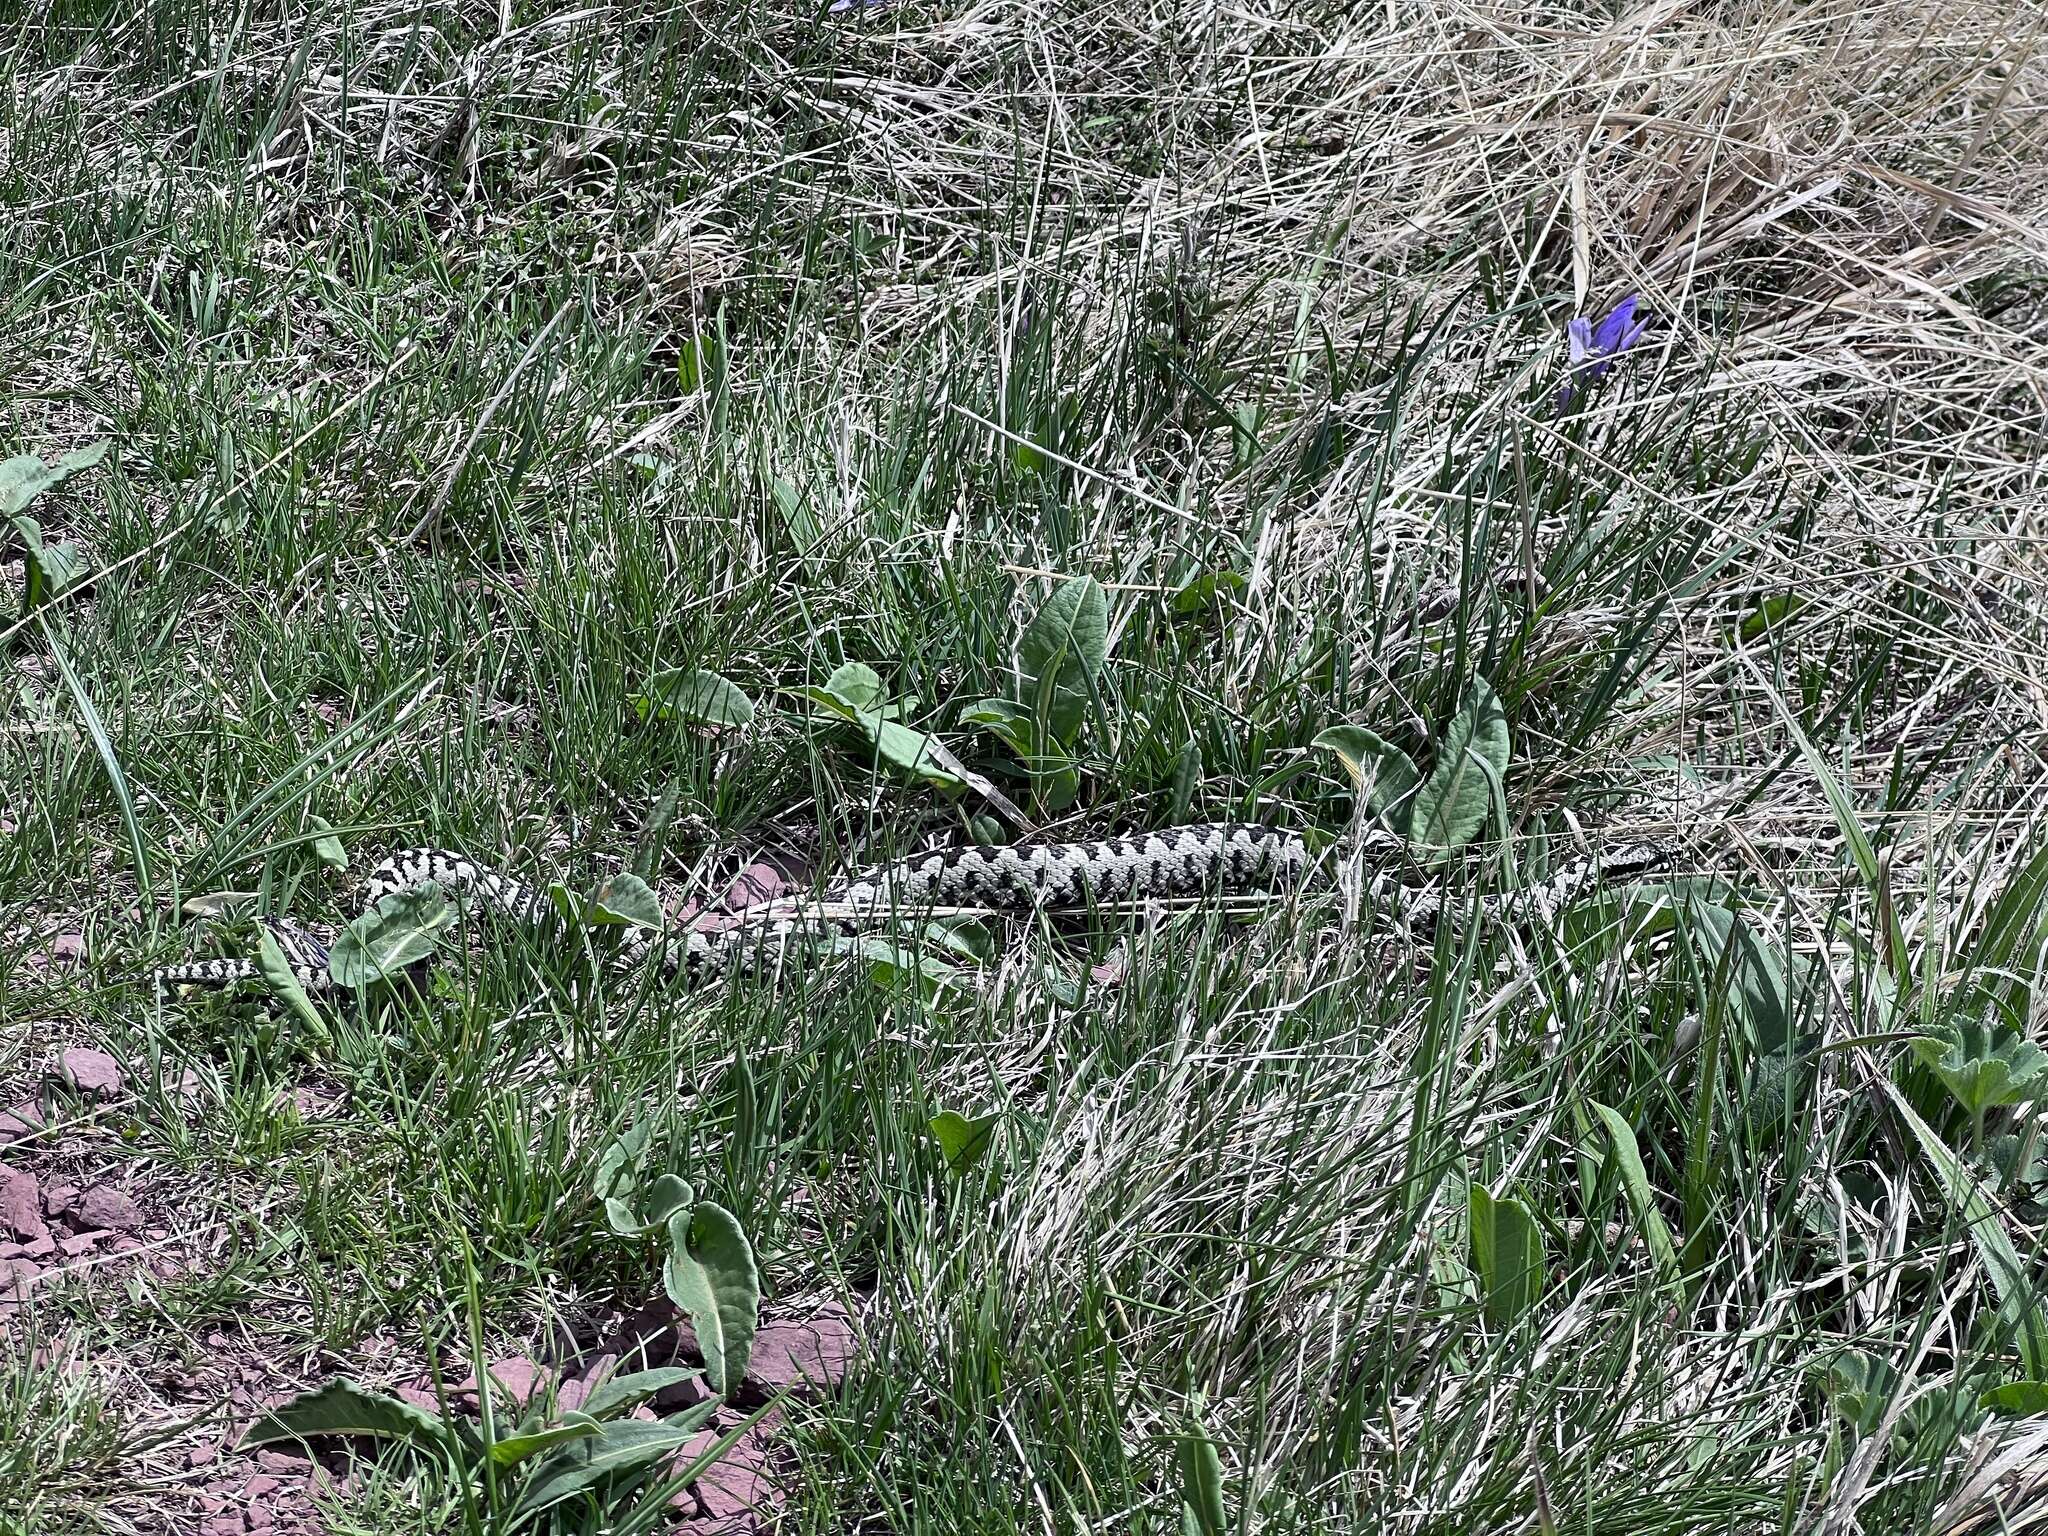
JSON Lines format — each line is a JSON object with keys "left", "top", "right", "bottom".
{"left": 1566, "top": 317, "right": 1593, "bottom": 364}
{"left": 1592, "top": 294, "right": 1640, "bottom": 354}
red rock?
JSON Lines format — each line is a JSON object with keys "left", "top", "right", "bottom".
{"left": 677, "top": 1429, "right": 781, "bottom": 1521}
{"left": 0, "top": 1169, "right": 47, "bottom": 1242}
{"left": 485, "top": 1355, "right": 544, "bottom": 1405}
{"left": 244, "top": 1505, "right": 275, "bottom": 1529}
{"left": 42, "top": 1183, "right": 77, "bottom": 1217}
{"left": 110, "top": 1235, "right": 145, "bottom": 1255}
{"left": 244, "top": 1474, "right": 280, "bottom": 1499}
{"left": 20, "top": 1233, "right": 55, "bottom": 1259}
{"left": 392, "top": 1385, "right": 440, "bottom": 1414}
{"left": 57, "top": 1047, "right": 123, "bottom": 1099}
{"left": 189, "top": 1443, "right": 219, "bottom": 1467}
{"left": 255, "top": 1449, "right": 307, "bottom": 1473}
{"left": 74, "top": 1187, "right": 141, "bottom": 1231}
{"left": 0, "top": 1258, "right": 40, "bottom": 1303}
{"left": 50, "top": 933, "right": 86, "bottom": 964}
{"left": 742, "top": 1305, "right": 857, "bottom": 1398}
{"left": 59, "top": 1230, "right": 108, "bottom": 1257}
{"left": 722, "top": 861, "right": 796, "bottom": 910}
{"left": 201, "top": 1516, "right": 241, "bottom": 1535}
{"left": 0, "top": 1100, "right": 43, "bottom": 1140}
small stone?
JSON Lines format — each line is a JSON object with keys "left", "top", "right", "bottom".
{"left": 677, "top": 1428, "right": 781, "bottom": 1521}
{"left": 201, "top": 1515, "right": 240, "bottom": 1534}
{"left": 0, "top": 1100, "right": 43, "bottom": 1140}
{"left": 20, "top": 1233, "right": 55, "bottom": 1259}
{"left": 199, "top": 1493, "right": 228, "bottom": 1514}
{"left": 741, "top": 1304, "right": 857, "bottom": 1399}
{"left": 74, "top": 1187, "right": 142, "bottom": 1231}
{"left": 57, "top": 1047, "right": 123, "bottom": 1099}
{"left": 392, "top": 1384, "right": 440, "bottom": 1414}
{"left": 485, "top": 1355, "right": 544, "bottom": 1406}
{"left": 244, "top": 1474, "right": 280, "bottom": 1499}
{"left": 110, "top": 1235, "right": 145, "bottom": 1255}
{"left": 59, "top": 1231, "right": 106, "bottom": 1257}
{"left": 0, "top": 1169, "right": 47, "bottom": 1242}
{"left": 50, "top": 933, "right": 86, "bottom": 965}
{"left": 189, "top": 1443, "right": 219, "bottom": 1467}
{"left": 0, "top": 1258, "right": 40, "bottom": 1303}
{"left": 255, "top": 1449, "right": 307, "bottom": 1473}
{"left": 244, "top": 1506, "right": 274, "bottom": 1531}
{"left": 42, "top": 1183, "right": 77, "bottom": 1217}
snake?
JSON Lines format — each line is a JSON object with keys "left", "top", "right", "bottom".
{"left": 147, "top": 823, "right": 1673, "bottom": 995}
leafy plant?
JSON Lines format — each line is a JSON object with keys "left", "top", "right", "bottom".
{"left": 1313, "top": 675, "right": 1509, "bottom": 866}
{"left": 1910, "top": 1018, "right": 2048, "bottom": 1149}
{"left": 927, "top": 1108, "right": 999, "bottom": 1173}
{"left": 795, "top": 661, "right": 964, "bottom": 790}
{"left": 965, "top": 574, "right": 1109, "bottom": 810}
{"left": 2, "top": 441, "right": 107, "bottom": 618}
{"left": 546, "top": 870, "right": 666, "bottom": 932}
{"left": 1175, "top": 1401, "right": 1229, "bottom": 1536}
{"left": 595, "top": 1125, "right": 762, "bottom": 1396}
{"left": 239, "top": 1367, "right": 737, "bottom": 1525}
{"left": 632, "top": 667, "right": 755, "bottom": 730}
{"left": 326, "top": 884, "right": 457, "bottom": 990}
{"left": 1469, "top": 1181, "right": 1546, "bottom": 1326}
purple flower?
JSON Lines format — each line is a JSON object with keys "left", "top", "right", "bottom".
{"left": 1557, "top": 294, "right": 1650, "bottom": 409}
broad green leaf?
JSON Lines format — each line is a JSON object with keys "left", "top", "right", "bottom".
{"left": 594, "top": 1123, "right": 654, "bottom": 1207}
{"left": 238, "top": 1377, "right": 452, "bottom": 1452}
{"left": 31, "top": 540, "right": 86, "bottom": 606}
{"left": 633, "top": 668, "right": 756, "bottom": 730}
{"left": 485, "top": 1413, "right": 599, "bottom": 1468}
{"left": 1814, "top": 1349, "right": 1895, "bottom": 1434}
{"left": 1312, "top": 725, "right": 1421, "bottom": 834}
{"left": 512, "top": 1404, "right": 720, "bottom": 1516}
{"left": 866, "top": 717, "right": 966, "bottom": 790}
{"left": 308, "top": 815, "right": 347, "bottom": 871}
{"left": 1176, "top": 1407, "right": 1228, "bottom": 1536}
{"left": 962, "top": 698, "right": 1036, "bottom": 758}
{"left": 1169, "top": 570, "right": 1245, "bottom": 616}
{"left": 663, "top": 1202, "right": 760, "bottom": 1397}
{"left": 610, "top": 1172, "right": 697, "bottom": 1237}
{"left": 1736, "top": 592, "right": 1804, "bottom": 643}
{"left": 256, "top": 926, "right": 331, "bottom": 1048}
{"left": 1411, "top": 677, "right": 1510, "bottom": 864}
{"left": 1883, "top": 1081, "right": 2048, "bottom": 1376}
{"left": 1469, "top": 1183, "right": 1545, "bottom": 1326}
{"left": 1911, "top": 1020, "right": 2048, "bottom": 1117}
{"left": 545, "top": 881, "right": 581, "bottom": 926}
{"left": 794, "top": 684, "right": 861, "bottom": 721}
{"left": 182, "top": 890, "right": 258, "bottom": 918}
{"left": 590, "top": 872, "right": 664, "bottom": 930}
{"left": 577, "top": 1367, "right": 704, "bottom": 1424}
{"left": 822, "top": 661, "right": 885, "bottom": 714}
{"left": 0, "top": 441, "right": 107, "bottom": 516}
{"left": 1588, "top": 1101, "right": 1682, "bottom": 1294}
{"left": 1981, "top": 1380, "right": 2048, "bottom": 1417}
{"left": 326, "top": 884, "right": 454, "bottom": 989}
{"left": 928, "top": 1109, "right": 999, "bottom": 1172}
{"left": 852, "top": 936, "right": 965, "bottom": 996}
{"left": 1018, "top": 576, "right": 1108, "bottom": 742}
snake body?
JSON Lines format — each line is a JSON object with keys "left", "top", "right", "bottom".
{"left": 149, "top": 823, "right": 1668, "bottom": 994}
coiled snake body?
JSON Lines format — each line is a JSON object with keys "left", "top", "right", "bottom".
{"left": 149, "top": 823, "right": 1666, "bottom": 994}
